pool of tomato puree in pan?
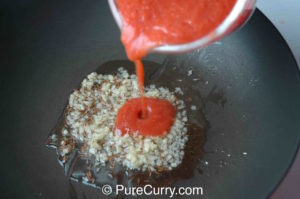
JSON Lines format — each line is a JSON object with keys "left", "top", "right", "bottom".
{"left": 115, "top": 0, "right": 236, "bottom": 136}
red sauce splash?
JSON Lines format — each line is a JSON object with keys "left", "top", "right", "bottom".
{"left": 115, "top": 0, "right": 236, "bottom": 136}
{"left": 115, "top": 98, "right": 176, "bottom": 136}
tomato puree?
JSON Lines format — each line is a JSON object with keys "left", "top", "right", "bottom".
{"left": 117, "top": 0, "right": 236, "bottom": 60}
{"left": 115, "top": 0, "right": 236, "bottom": 136}
{"left": 115, "top": 98, "right": 176, "bottom": 136}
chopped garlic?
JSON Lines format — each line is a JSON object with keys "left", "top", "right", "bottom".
{"left": 63, "top": 68, "right": 188, "bottom": 171}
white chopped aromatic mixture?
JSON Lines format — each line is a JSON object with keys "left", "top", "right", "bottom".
{"left": 62, "top": 68, "right": 188, "bottom": 171}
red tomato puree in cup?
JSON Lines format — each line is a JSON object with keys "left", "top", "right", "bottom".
{"left": 115, "top": 0, "right": 236, "bottom": 136}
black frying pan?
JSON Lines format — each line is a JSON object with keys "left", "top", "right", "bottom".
{"left": 1, "top": 0, "right": 300, "bottom": 199}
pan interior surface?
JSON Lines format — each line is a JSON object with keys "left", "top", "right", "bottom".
{"left": 1, "top": 1, "right": 300, "bottom": 199}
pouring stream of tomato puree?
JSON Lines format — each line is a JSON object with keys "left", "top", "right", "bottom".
{"left": 115, "top": 0, "right": 236, "bottom": 136}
